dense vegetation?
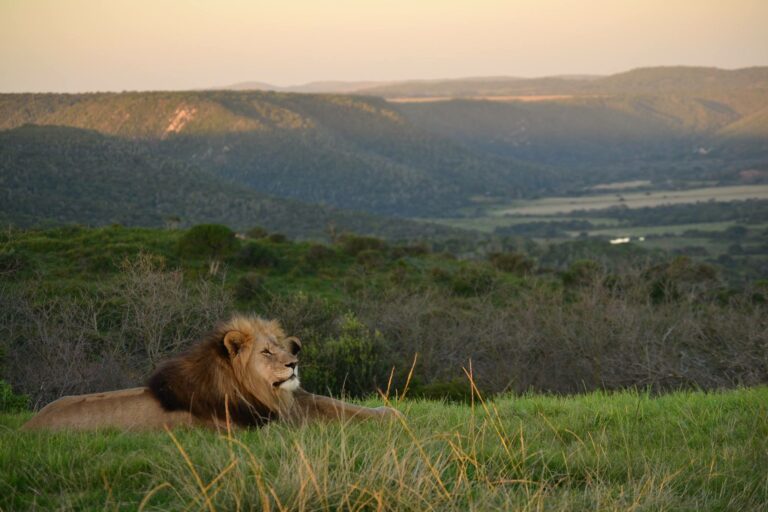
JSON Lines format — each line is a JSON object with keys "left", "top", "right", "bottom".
{"left": 2, "top": 225, "right": 765, "bottom": 410}
{"left": 392, "top": 67, "right": 768, "bottom": 184}
{"left": 0, "top": 91, "right": 552, "bottom": 216}
{"left": 0, "top": 125, "right": 475, "bottom": 241}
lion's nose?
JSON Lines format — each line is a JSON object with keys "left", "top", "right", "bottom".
{"left": 285, "top": 362, "right": 297, "bottom": 370}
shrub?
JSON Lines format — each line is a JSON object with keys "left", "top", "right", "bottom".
{"left": 0, "top": 380, "right": 29, "bottom": 412}
{"left": 238, "top": 242, "right": 278, "bottom": 268}
{"left": 391, "top": 243, "right": 431, "bottom": 258}
{"left": 245, "top": 226, "right": 268, "bottom": 239}
{"left": 177, "top": 224, "right": 238, "bottom": 260}
{"left": 304, "top": 244, "right": 336, "bottom": 264}
{"left": 267, "top": 233, "right": 287, "bottom": 243}
{"left": 234, "top": 273, "right": 266, "bottom": 302}
{"left": 645, "top": 256, "right": 719, "bottom": 302}
{"left": 440, "top": 266, "right": 497, "bottom": 297}
{"left": 338, "top": 234, "right": 388, "bottom": 256}
{"left": 299, "top": 244, "right": 338, "bottom": 273}
{"left": 561, "top": 259, "right": 602, "bottom": 287}
{"left": 488, "top": 251, "right": 534, "bottom": 275}
{"left": 2, "top": 254, "right": 232, "bottom": 406}
{"left": 301, "top": 314, "right": 386, "bottom": 397}
{"left": 356, "top": 249, "right": 387, "bottom": 268}
{"left": 0, "top": 248, "right": 30, "bottom": 277}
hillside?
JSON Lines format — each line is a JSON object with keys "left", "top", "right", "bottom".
{"left": 389, "top": 68, "right": 768, "bottom": 177}
{"left": 0, "top": 125, "right": 473, "bottom": 241}
{"left": 0, "top": 91, "right": 553, "bottom": 217}
{"left": 358, "top": 66, "right": 768, "bottom": 100}
{"left": 1, "top": 223, "right": 766, "bottom": 506}
{"left": 1, "top": 68, "right": 766, "bottom": 225}
{"left": 4, "top": 388, "right": 766, "bottom": 511}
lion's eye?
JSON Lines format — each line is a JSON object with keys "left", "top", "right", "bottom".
{"left": 261, "top": 349, "right": 271, "bottom": 356}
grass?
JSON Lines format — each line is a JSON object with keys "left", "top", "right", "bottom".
{"left": 425, "top": 216, "right": 619, "bottom": 234}
{"left": 2, "top": 387, "right": 767, "bottom": 511}
{"left": 491, "top": 185, "right": 768, "bottom": 216}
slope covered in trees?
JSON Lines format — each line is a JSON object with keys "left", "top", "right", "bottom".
{"left": 0, "top": 91, "right": 553, "bottom": 216}
{"left": 0, "top": 125, "right": 472, "bottom": 241}
{"left": 391, "top": 67, "right": 768, "bottom": 179}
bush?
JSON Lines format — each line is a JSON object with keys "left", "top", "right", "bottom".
{"left": 267, "top": 233, "right": 287, "bottom": 243}
{"left": 0, "top": 248, "right": 30, "bottom": 277}
{"left": 299, "top": 244, "right": 338, "bottom": 274}
{"left": 0, "top": 380, "right": 29, "bottom": 412}
{"left": 645, "top": 256, "right": 719, "bottom": 302}
{"left": 391, "top": 243, "right": 431, "bottom": 258}
{"left": 234, "top": 273, "right": 266, "bottom": 302}
{"left": 488, "top": 251, "right": 534, "bottom": 275}
{"left": 561, "top": 259, "right": 602, "bottom": 287}
{"left": 245, "top": 226, "right": 268, "bottom": 239}
{"left": 356, "top": 249, "right": 387, "bottom": 268}
{"left": 238, "top": 242, "right": 278, "bottom": 268}
{"left": 3, "top": 254, "right": 232, "bottom": 407}
{"left": 432, "top": 265, "right": 497, "bottom": 297}
{"left": 301, "top": 314, "right": 386, "bottom": 397}
{"left": 304, "top": 244, "right": 336, "bottom": 264}
{"left": 338, "top": 234, "right": 388, "bottom": 256}
{"left": 177, "top": 224, "right": 238, "bottom": 260}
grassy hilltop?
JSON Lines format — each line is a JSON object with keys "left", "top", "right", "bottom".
{"left": 2, "top": 388, "right": 767, "bottom": 510}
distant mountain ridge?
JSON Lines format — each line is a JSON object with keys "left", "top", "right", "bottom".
{"left": 217, "top": 66, "right": 767, "bottom": 99}
{"left": 218, "top": 80, "right": 392, "bottom": 93}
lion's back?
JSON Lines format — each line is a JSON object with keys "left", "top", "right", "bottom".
{"left": 21, "top": 387, "right": 204, "bottom": 431}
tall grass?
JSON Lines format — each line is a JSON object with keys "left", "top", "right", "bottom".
{"left": 2, "top": 387, "right": 767, "bottom": 511}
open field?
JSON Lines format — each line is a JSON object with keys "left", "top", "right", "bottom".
{"left": 573, "top": 221, "right": 768, "bottom": 238}
{"left": 590, "top": 180, "right": 653, "bottom": 191}
{"left": 426, "top": 216, "right": 619, "bottom": 233}
{"left": 2, "top": 388, "right": 767, "bottom": 511}
{"left": 494, "top": 185, "right": 768, "bottom": 216}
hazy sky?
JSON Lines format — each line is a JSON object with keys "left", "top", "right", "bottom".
{"left": 2, "top": 0, "right": 767, "bottom": 92}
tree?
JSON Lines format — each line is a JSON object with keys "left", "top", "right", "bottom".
{"left": 177, "top": 224, "right": 238, "bottom": 275}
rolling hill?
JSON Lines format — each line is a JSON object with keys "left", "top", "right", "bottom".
{"left": 387, "top": 67, "right": 768, "bottom": 176}
{"left": 1, "top": 67, "right": 766, "bottom": 232}
{"left": 357, "top": 66, "right": 768, "bottom": 101}
{"left": 0, "top": 124, "right": 474, "bottom": 241}
{"left": 0, "top": 91, "right": 555, "bottom": 217}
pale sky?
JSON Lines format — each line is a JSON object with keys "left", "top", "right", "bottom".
{"left": 1, "top": 0, "right": 767, "bottom": 92}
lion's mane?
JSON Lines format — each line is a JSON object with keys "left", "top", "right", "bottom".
{"left": 148, "top": 314, "right": 294, "bottom": 427}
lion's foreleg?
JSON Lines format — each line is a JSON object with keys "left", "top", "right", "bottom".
{"left": 291, "top": 390, "right": 401, "bottom": 423}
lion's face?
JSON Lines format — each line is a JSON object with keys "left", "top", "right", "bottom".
{"left": 222, "top": 318, "right": 302, "bottom": 395}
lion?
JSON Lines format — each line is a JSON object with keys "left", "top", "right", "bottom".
{"left": 21, "top": 314, "right": 401, "bottom": 431}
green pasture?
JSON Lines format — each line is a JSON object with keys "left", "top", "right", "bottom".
{"left": 2, "top": 388, "right": 766, "bottom": 511}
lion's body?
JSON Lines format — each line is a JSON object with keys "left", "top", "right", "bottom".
{"left": 21, "top": 314, "right": 399, "bottom": 431}
{"left": 21, "top": 387, "right": 216, "bottom": 431}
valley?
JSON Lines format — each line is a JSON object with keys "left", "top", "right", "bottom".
{"left": 1, "top": 66, "right": 767, "bottom": 281}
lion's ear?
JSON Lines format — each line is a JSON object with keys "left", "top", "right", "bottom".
{"left": 286, "top": 336, "right": 302, "bottom": 355}
{"left": 223, "top": 331, "right": 245, "bottom": 358}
